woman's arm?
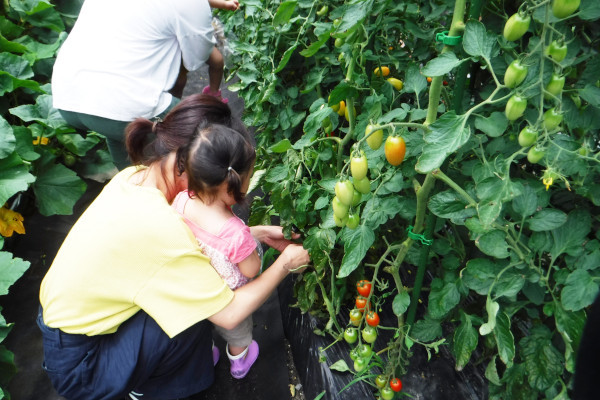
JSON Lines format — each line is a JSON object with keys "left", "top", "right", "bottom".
{"left": 208, "top": 243, "right": 309, "bottom": 330}
{"left": 249, "top": 225, "right": 300, "bottom": 252}
{"left": 208, "top": 0, "right": 239, "bottom": 11}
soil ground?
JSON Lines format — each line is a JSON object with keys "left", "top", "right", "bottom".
{"left": 1, "top": 64, "right": 308, "bottom": 400}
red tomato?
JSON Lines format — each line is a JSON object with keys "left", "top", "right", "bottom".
{"left": 355, "top": 296, "right": 369, "bottom": 310}
{"left": 366, "top": 311, "right": 380, "bottom": 327}
{"left": 356, "top": 280, "right": 372, "bottom": 297}
{"left": 384, "top": 136, "right": 406, "bottom": 166}
{"left": 390, "top": 377, "right": 403, "bottom": 392}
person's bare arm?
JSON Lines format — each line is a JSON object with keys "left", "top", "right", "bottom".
{"left": 208, "top": 0, "right": 239, "bottom": 11}
{"left": 208, "top": 243, "right": 309, "bottom": 330}
{"left": 169, "top": 60, "right": 188, "bottom": 99}
{"left": 237, "top": 250, "right": 261, "bottom": 278}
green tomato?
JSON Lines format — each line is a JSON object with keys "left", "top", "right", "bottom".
{"left": 552, "top": 0, "right": 580, "bottom": 19}
{"left": 543, "top": 107, "right": 563, "bottom": 131}
{"left": 349, "top": 348, "right": 359, "bottom": 361}
{"left": 332, "top": 196, "right": 349, "bottom": 219}
{"left": 333, "top": 213, "right": 348, "bottom": 228}
{"left": 505, "top": 94, "right": 527, "bottom": 121}
{"left": 527, "top": 147, "right": 546, "bottom": 164}
{"left": 503, "top": 12, "right": 531, "bottom": 41}
{"left": 375, "top": 375, "right": 388, "bottom": 389}
{"left": 351, "top": 190, "right": 362, "bottom": 207}
{"left": 353, "top": 357, "right": 368, "bottom": 373}
{"left": 544, "top": 73, "right": 565, "bottom": 100}
{"left": 346, "top": 213, "right": 360, "bottom": 229}
{"left": 344, "top": 328, "right": 358, "bottom": 344}
{"left": 334, "top": 37, "right": 344, "bottom": 48}
{"left": 333, "top": 18, "right": 342, "bottom": 28}
{"left": 357, "top": 343, "right": 372, "bottom": 358}
{"left": 546, "top": 40, "right": 568, "bottom": 62}
{"left": 335, "top": 180, "right": 355, "bottom": 206}
{"left": 353, "top": 177, "right": 371, "bottom": 194}
{"left": 504, "top": 59, "right": 528, "bottom": 89}
{"left": 362, "top": 326, "right": 377, "bottom": 344}
{"left": 316, "top": 5, "right": 328, "bottom": 16}
{"left": 380, "top": 386, "right": 395, "bottom": 400}
{"left": 349, "top": 309, "right": 363, "bottom": 326}
{"left": 350, "top": 151, "right": 368, "bottom": 181}
{"left": 365, "top": 124, "right": 384, "bottom": 150}
{"left": 518, "top": 126, "right": 538, "bottom": 147}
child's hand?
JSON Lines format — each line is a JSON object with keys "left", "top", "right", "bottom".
{"left": 225, "top": 0, "right": 239, "bottom": 11}
{"left": 251, "top": 225, "right": 299, "bottom": 252}
{"left": 281, "top": 244, "right": 310, "bottom": 273}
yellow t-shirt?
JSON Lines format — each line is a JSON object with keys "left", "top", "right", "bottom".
{"left": 39, "top": 167, "right": 233, "bottom": 338}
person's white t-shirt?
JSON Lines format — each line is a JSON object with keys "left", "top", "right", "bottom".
{"left": 52, "top": 0, "right": 216, "bottom": 121}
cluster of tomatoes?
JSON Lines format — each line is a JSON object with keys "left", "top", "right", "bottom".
{"left": 502, "top": 0, "right": 580, "bottom": 167}
{"left": 344, "top": 280, "right": 403, "bottom": 398}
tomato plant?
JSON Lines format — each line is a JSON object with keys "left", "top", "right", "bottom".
{"left": 221, "top": 0, "right": 600, "bottom": 397}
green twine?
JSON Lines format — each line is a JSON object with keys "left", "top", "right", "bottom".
{"left": 406, "top": 225, "right": 433, "bottom": 246}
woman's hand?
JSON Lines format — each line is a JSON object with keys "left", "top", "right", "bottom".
{"left": 280, "top": 244, "right": 310, "bottom": 273}
{"left": 250, "top": 225, "right": 300, "bottom": 252}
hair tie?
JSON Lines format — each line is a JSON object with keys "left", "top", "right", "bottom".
{"left": 152, "top": 118, "right": 162, "bottom": 133}
{"left": 227, "top": 166, "right": 233, "bottom": 172}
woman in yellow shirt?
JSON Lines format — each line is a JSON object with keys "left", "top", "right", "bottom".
{"left": 38, "top": 94, "right": 310, "bottom": 400}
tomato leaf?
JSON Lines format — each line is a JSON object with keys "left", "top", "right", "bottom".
{"left": 402, "top": 63, "right": 427, "bottom": 97}
{"left": 421, "top": 52, "right": 463, "bottom": 77}
{"left": 392, "top": 291, "right": 410, "bottom": 316}
{"left": 479, "top": 299, "right": 499, "bottom": 336}
{"left": 410, "top": 315, "right": 442, "bottom": 342}
{"left": 416, "top": 112, "right": 471, "bottom": 173}
{"left": 462, "top": 258, "right": 498, "bottom": 295}
{"left": 269, "top": 139, "right": 292, "bottom": 153}
{"left": 427, "top": 278, "right": 460, "bottom": 319}
{"left": 331, "top": 1, "right": 371, "bottom": 38}
{"left": 512, "top": 185, "right": 538, "bottom": 218}
{"left": 527, "top": 209, "right": 567, "bottom": 231}
{"left": 550, "top": 209, "right": 591, "bottom": 259}
{"left": 476, "top": 230, "right": 509, "bottom": 259}
{"left": 327, "top": 81, "right": 359, "bottom": 107}
{"left": 485, "top": 357, "right": 501, "bottom": 386}
{"left": 520, "top": 326, "right": 563, "bottom": 391}
{"left": 493, "top": 311, "right": 515, "bottom": 366}
{"left": 462, "top": 20, "right": 499, "bottom": 61}
{"left": 272, "top": 1, "right": 297, "bottom": 26}
{"left": 579, "top": 84, "right": 600, "bottom": 108}
{"left": 274, "top": 44, "right": 298, "bottom": 73}
{"left": 579, "top": 0, "right": 600, "bottom": 20}
{"left": 328, "top": 359, "right": 350, "bottom": 372}
{"left": 337, "top": 225, "right": 375, "bottom": 278}
{"left": 474, "top": 111, "right": 508, "bottom": 138}
{"left": 300, "top": 29, "right": 333, "bottom": 57}
{"left": 561, "top": 270, "right": 599, "bottom": 311}
{"left": 453, "top": 311, "right": 478, "bottom": 371}
{"left": 428, "top": 189, "right": 476, "bottom": 222}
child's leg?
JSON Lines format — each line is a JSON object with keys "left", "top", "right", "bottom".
{"left": 214, "top": 315, "right": 258, "bottom": 379}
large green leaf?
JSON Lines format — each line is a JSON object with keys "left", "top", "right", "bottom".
{"left": 421, "top": 52, "right": 463, "bottom": 77}
{"left": 520, "top": 326, "right": 564, "bottom": 391}
{"left": 10, "top": 0, "right": 65, "bottom": 32}
{"left": 0, "top": 152, "right": 35, "bottom": 206}
{"left": 476, "top": 230, "right": 510, "bottom": 259}
{"left": 462, "top": 258, "right": 498, "bottom": 295}
{"left": 338, "top": 225, "right": 375, "bottom": 278}
{"left": 32, "top": 152, "right": 86, "bottom": 216}
{"left": 453, "top": 311, "right": 478, "bottom": 371}
{"left": 416, "top": 112, "right": 471, "bottom": 173}
{"left": 402, "top": 63, "right": 428, "bottom": 97}
{"left": 463, "top": 20, "right": 499, "bottom": 61}
{"left": 410, "top": 315, "right": 442, "bottom": 342}
{"left": 9, "top": 94, "right": 65, "bottom": 129}
{"left": 272, "top": 1, "right": 297, "bottom": 26}
{"left": 561, "top": 269, "right": 599, "bottom": 311}
{"left": 527, "top": 209, "right": 567, "bottom": 231}
{"left": 428, "top": 189, "right": 476, "bottom": 221}
{"left": 0, "top": 252, "right": 29, "bottom": 296}
{"left": 427, "top": 278, "right": 460, "bottom": 319}
{"left": 493, "top": 312, "right": 515, "bottom": 366}
{"left": 551, "top": 209, "right": 591, "bottom": 259}
{"left": 0, "top": 117, "right": 16, "bottom": 159}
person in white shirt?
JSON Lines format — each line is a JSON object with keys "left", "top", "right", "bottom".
{"left": 52, "top": 0, "right": 238, "bottom": 170}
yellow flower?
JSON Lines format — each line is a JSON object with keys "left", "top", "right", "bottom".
{"left": 543, "top": 176, "right": 553, "bottom": 191}
{"left": 0, "top": 206, "right": 25, "bottom": 237}
{"left": 32, "top": 136, "right": 49, "bottom": 145}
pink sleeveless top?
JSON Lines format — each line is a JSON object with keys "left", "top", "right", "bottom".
{"left": 172, "top": 191, "right": 257, "bottom": 289}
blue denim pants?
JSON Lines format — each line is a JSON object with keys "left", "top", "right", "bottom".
{"left": 37, "top": 307, "right": 214, "bottom": 400}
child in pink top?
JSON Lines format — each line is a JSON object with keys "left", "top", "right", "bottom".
{"left": 172, "top": 121, "right": 261, "bottom": 379}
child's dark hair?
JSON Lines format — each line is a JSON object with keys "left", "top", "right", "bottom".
{"left": 179, "top": 121, "right": 256, "bottom": 204}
